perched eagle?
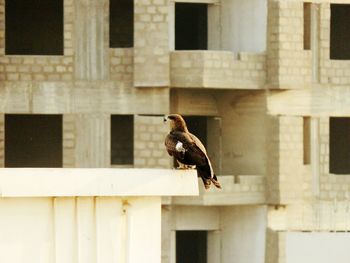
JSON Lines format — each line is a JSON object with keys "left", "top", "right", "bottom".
{"left": 164, "top": 114, "right": 221, "bottom": 189}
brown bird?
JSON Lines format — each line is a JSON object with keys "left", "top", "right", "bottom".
{"left": 164, "top": 114, "right": 221, "bottom": 189}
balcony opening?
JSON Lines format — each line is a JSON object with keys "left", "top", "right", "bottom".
{"left": 303, "top": 117, "right": 311, "bottom": 165}
{"left": 330, "top": 4, "right": 350, "bottom": 60}
{"left": 176, "top": 231, "right": 207, "bottom": 263}
{"left": 5, "top": 0, "right": 63, "bottom": 55}
{"left": 5, "top": 114, "right": 63, "bottom": 168}
{"left": 175, "top": 3, "right": 208, "bottom": 50}
{"left": 111, "top": 115, "right": 134, "bottom": 165}
{"left": 303, "top": 2, "right": 311, "bottom": 50}
{"left": 329, "top": 117, "right": 350, "bottom": 174}
{"left": 110, "top": 0, "right": 134, "bottom": 48}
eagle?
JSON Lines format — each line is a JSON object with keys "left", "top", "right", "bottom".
{"left": 164, "top": 114, "right": 221, "bottom": 189}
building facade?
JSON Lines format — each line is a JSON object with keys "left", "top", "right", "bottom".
{"left": 2, "top": 0, "right": 350, "bottom": 262}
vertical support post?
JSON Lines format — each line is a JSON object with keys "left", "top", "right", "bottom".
{"left": 207, "top": 230, "right": 221, "bottom": 263}
{"left": 311, "top": 4, "right": 320, "bottom": 84}
{"left": 311, "top": 117, "right": 320, "bottom": 197}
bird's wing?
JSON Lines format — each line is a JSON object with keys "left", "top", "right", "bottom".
{"left": 189, "top": 132, "right": 214, "bottom": 177}
{"left": 188, "top": 133, "right": 207, "bottom": 154}
{"left": 164, "top": 133, "right": 176, "bottom": 157}
{"left": 166, "top": 131, "right": 206, "bottom": 165}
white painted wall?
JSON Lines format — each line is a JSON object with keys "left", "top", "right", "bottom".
{"left": 221, "top": 0, "right": 267, "bottom": 53}
{"left": 221, "top": 205, "right": 267, "bottom": 263}
{"left": 0, "top": 168, "right": 198, "bottom": 263}
{"left": 0, "top": 197, "right": 161, "bottom": 263}
{"left": 286, "top": 232, "right": 350, "bottom": 263}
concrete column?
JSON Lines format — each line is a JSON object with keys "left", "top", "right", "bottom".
{"left": 208, "top": 4, "right": 221, "bottom": 50}
{"left": 74, "top": 0, "right": 109, "bottom": 80}
{"left": 311, "top": 117, "right": 320, "bottom": 197}
{"left": 207, "top": 230, "right": 221, "bottom": 263}
{"left": 311, "top": 4, "right": 320, "bottom": 83}
{"left": 75, "top": 114, "right": 110, "bottom": 167}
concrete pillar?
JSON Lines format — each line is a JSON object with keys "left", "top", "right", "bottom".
{"left": 311, "top": 4, "right": 320, "bottom": 83}
{"left": 311, "top": 117, "right": 320, "bottom": 197}
{"left": 75, "top": 114, "right": 110, "bottom": 167}
{"left": 74, "top": 0, "right": 109, "bottom": 80}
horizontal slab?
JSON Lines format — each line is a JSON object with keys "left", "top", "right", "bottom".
{"left": 0, "top": 168, "right": 199, "bottom": 197}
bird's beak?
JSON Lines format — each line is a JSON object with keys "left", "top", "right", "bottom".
{"left": 163, "top": 115, "right": 168, "bottom": 123}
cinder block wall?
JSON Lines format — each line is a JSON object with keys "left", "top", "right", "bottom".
{"left": 133, "top": 0, "right": 170, "bottom": 87}
{"left": 267, "top": 0, "right": 312, "bottom": 89}
{"left": 134, "top": 115, "right": 171, "bottom": 169}
{"left": 110, "top": 48, "right": 133, "bottom": 84}
{"left": 266, "top": 115, "right": 305, "bottom": 204}
{"left": 63, "top": 114, "right": 76, "bottom": 168}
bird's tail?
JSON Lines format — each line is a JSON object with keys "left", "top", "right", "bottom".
{"left": 197, "top": 166, "right": 221, "bottom": 190}
{"left": 211, "top": 174, "right": 222, "bottom": 189}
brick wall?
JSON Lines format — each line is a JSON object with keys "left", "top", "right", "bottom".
{"left": 110, "top": 48, "right": 133, "bottom": 84}
{"left": 133, "top": 0, "right": 169, "bottom": 87}
{"left": 0, "top": 0, "right": 74, "bottom": 82}
{"left": 170, "top": 51, "right": 266, "bottom": 89}
{"left": 267, "top": 0, "right": 312, "bottom": 89}
{"left": 63, "top": 114, "right": 76, "bottom": 168}
{"left": 134, "top": 115, "right": 171, "bottom": 168}
{"left": 266, "top": 116, "right": 305, "bottom": 204}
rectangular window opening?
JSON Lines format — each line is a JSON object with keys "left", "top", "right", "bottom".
{"left": 329, "top": 117, "right": 350, "bottom": 174}
{"left": 176, "top": 231, "right": 207, "bottom": 263}
{"left": 111, "top": 115, "right": 134, "bottom": 165}
{"left": 330, "top": 4, "right": 350, "bottom": 60}
{"left": 5, "top": 114, "right": 63, "bottom": 167}
{"left": 5, "top": 0, "right": 64, "bottom": 55}
{"left": 110, "top": 0, "right": 134, "bottom": 48}
{"left": 175, "top": 3, "right": 208, "bottom": 50}
{"left": 303, "top": 117, "right": 311, "bottom": 165}
{"left": 303, "top": 2, "right": 311, "bottom": 50}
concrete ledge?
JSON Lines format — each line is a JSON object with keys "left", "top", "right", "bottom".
{"left": 0, "top": 168, "right": 199, "bottom": 197}
{"left": 171, "top": 175, "right": 265, "bottom": 205}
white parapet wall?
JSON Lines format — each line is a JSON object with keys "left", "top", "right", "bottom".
{"left": 0, "top": 168, "right": 198, "bottom": 263}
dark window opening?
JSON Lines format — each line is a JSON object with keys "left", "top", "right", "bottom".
{"left": 329, "top": 117, "right": 350, "bottom": 174}
{"left": 184, "top": 116, "right": 207, "bottom": 147}
{"left": 5, "top": 114, "right": 63, "bottom": 167}
{"left": 176, "top": 231, "right": 207, "bottom": 263}
{"left": 303, "top": 117, "right": 311, "bottom": 165}
{"left": 303, "top": 2, "right": 311, "bottom": 50}
{"left": 111, "top": 115, "right": 134, "bottom": 165}
{"left": 174, "top": 116, "right": 207, "bottom": 167}
{"left": 330, "top": 4, "right": 350, "bottom": 60}
{"left": 110, "top": 0, "right": 134, "bottom": 48}
{"left": 175, "top": 3, "right": 208, "bottom": 50}
{"left": 5, "top": 0, "right": 63, "bottom": 55}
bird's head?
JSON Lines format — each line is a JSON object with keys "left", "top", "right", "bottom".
{"left": 163, "top": 114, "right": 188, "bottom": 132}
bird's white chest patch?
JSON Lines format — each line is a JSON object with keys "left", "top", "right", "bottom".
{"left": 175, "top": 141, "right": 186, "bottom": 153}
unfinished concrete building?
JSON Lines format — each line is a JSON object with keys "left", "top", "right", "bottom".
{"left": 2, "top": 0, "right": 350, "bottom": 262}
